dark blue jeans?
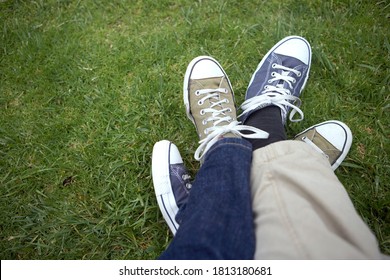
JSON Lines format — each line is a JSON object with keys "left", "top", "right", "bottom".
{"left": 159, "top": 138, "right": 255, "bottom": 259}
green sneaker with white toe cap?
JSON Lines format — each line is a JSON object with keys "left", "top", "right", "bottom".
{"left": 183, "top": 56, "right": 268, "bottom": 161}
{"left": 294, "top": 120, "right": 353, "bottom": 170}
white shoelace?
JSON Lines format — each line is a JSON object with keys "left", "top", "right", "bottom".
{"left": 301, "top": 136, "right": 329, "bottom": 159}
{"left": 239, "top": 63, "right": 304, "bottom": 123}
{"left": 194, "top": 88, "right": 269, "bottom": 161}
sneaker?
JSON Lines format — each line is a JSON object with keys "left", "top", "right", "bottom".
{"left": 294, "top": 120, "right": 353, "bottom": 170}
{"left": 152, "top": 140, "right": 192, "bottom": 235}
{"left": 239, "top": 36, "right": 312, "bottom": 124}
{"left": 183, "top": 56, "right": 268, "bottom": 161}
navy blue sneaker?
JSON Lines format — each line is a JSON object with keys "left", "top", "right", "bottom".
{"left": 239, "top": 36, "right": 312, "bottom": 124}
{"left": 152, "top": 140, "right": 192, "bottom": 235}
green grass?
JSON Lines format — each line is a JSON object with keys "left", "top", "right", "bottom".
{"left": 0, "top": 0, "right": 389, "bottom": 259}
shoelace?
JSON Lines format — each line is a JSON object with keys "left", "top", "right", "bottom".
{"left": 301, "top": 136, "right": 330, "bottom": 159}
{"left": 194, "top": 88, "right": 269, "bottom": 161}
{"left": 239, "top": 63, "right": 304, "bottom": 123}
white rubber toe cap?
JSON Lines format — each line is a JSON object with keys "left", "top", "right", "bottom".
{"left": 188, "top": 56, "right": 224, "bottom": 79}
{"left": 274, "top": 36, "right": 311, "bottom": 65}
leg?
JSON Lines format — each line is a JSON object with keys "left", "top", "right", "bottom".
{"left": 154, "top": 56, "right": 267, "bottom": 259}
{"left": 240, "top": 36, "right": 381, "bottom": 258}
{"left": 251, "top": 140, "right": 382, "bottom": 259}
{"left": 243, "top": 105, "right": 286, "bottom": 149}
{"left": 160, "top": 138, "right": 254, "bottom": 259}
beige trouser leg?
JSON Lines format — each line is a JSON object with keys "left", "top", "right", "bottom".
{"left": 251, "top": 140, "right": 382, "bottom": 259}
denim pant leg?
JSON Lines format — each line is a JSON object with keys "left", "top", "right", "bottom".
{"left": 159, "top": 138, "right": 255, "bottom": 259}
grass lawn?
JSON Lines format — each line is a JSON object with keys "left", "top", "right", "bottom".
{"left": 0, "top": 0, "right": 389, "bottom": 259}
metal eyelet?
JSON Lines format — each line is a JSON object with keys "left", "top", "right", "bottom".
{"left": 200, "top": 109, "right": 205, "bottom": 115}
{"left": 198, "top": 100, "right": 204, "bottom": 105}
{"left": 272, "top": 63, "right": 277, "bottom": 68}
{"left": 195, "top": 90, "right": 200, "bottom": 96}
{"left": 297, "top": 72, "right": 302, "bottom": 77}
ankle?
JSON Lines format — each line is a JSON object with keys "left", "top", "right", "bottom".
{"left": 243, "top": 105, "right": 287, "bottom": 150}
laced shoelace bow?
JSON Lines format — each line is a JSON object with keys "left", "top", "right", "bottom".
{"left": 239, "top": 63, "right": 304, "bottom": 123}
{"left": 194, "top": 87, "right": 269, "bottom": 161}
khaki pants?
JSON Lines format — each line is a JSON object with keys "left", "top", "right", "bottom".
{"left": 251, "top": 140, "right": 383, "bottom": 259}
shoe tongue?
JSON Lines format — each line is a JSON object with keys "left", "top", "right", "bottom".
{"left": 223, "top": 132, "right": 239, "bottom": 138}
{"left": 276, "top": 70, "right": 290, "bottom": 89}
{"left": 279, "top": 53, "right": 305, "bottom": 67}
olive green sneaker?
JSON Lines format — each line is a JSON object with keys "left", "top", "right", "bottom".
{"left": 294, "top": 120, "right": 353, "bottom": 170}
{"left": 183, "top": 56, "right": 268, "bottom": 161}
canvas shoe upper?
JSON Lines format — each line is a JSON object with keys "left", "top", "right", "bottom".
{"left": 184, "top": 56, "right": 268, "bottom": 161}
{"left": 294, "top": 120, "right": 353, "bottom": 170}
{"left": 152, "top": 140, "right": 192, "bottom": 235}
{"left": 239, "top": 36, "right": 312, "bottom": 124}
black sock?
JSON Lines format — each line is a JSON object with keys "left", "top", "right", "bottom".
{"left": 243, "top": 106, "right": 286, "bottom": 151}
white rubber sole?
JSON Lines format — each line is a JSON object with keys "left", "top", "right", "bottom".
{"left": 152, "top": 140, "right": 179, "bottom": 235}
